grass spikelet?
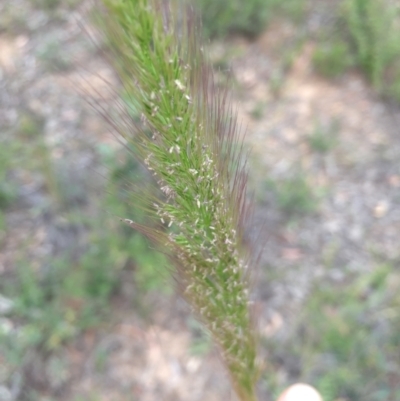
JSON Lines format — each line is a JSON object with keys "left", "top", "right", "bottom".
{"left": 94, "top": 0, "right": 260, "bottom": 399}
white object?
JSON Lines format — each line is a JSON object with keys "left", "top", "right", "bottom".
{"left": 276, "top": 383, "right": 323, "bottom": 401}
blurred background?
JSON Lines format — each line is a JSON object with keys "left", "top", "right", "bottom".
{"left": 1, "top": 0, "right": 400, "bottom": 400}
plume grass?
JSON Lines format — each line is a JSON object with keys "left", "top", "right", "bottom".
{"left": 94, "top": 0, "right": 260, "bottom": 399}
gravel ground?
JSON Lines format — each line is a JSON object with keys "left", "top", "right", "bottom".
{"left": 0, "top": 1, "right": 399, "bottom": 400}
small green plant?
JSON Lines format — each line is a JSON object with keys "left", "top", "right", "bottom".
{"left": 18, "top": 111, "right": 44, "bottom": 138}
{"left": 265, "top": 174, "right": 318, "bottom": 217}
{"left": 0, "top": 138, "right": 18, "bottom": 210}
{"left": 0, "top": 212, "right": 150, "bottom": 379}
{"left": 96, "top": 0, "right": 260, "bottom": 399}
{"left": 275, "top": 0, "right": 307, "bottom": 23}
{"left": 306, "top": 0, "right": 400, "bottom": 101}
{"left": 195, "top": 0, "right": 270, "bottom": 38}
{"left": 37, "top": 40, "right": 71, "bottom": 72}
{"left": 18, "top": 113, "right": 43, "bottom": 138}
{"left": 341, "top": 0, "right": 400, "bottom": 95}
{"left": 2, "top": 256, "right": 87, "bottom": 354}
{"left": 277, "top": 176, "right": 317, "bottom": 216}
{"left": 269, "top": 69, "right": 285, "bottom": 98}
{"left": 313, "top": 39, "right": 352, "bottom": 79}
{"left": 250, "top": 102, "right": 265, "bottom": 120}
{"left": 307, "top": 119, "right": 339, "bottom": 154}
{"left": 193, "top": 0, "right": 307, "bottom": 39}
{"left": 0, "top": 180, "right": 17, "bottom": 210}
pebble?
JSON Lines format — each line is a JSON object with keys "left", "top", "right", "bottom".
{"left": 0, "top": 295, "right": 14, "bottom": 315}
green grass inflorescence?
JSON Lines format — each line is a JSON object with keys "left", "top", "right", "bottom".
{"left": 95, "top": 0, "right": 260, "bottom": 399}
